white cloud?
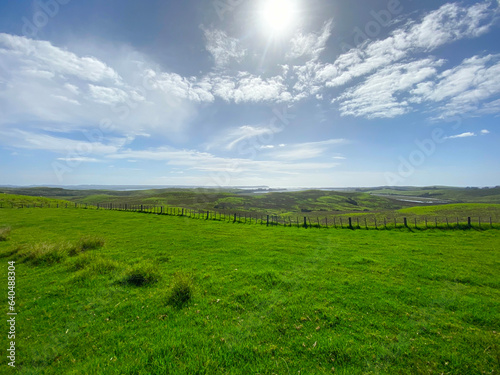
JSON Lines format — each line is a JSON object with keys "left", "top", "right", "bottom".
{"left": 412, "top": 54, "right": 500, "bottom": 117}
{"left": 146, "top": 70, "right": 215, "bottom": 103}
{"left": 0, "top": 33, "right": 122, "bottom": 84}
{"left": 478, "top": 99, "right": 500, "bottom": 114}
{"left": 287, "top": 19, "right": 333, "bottom": 61}
{"left": 337, "top": 58, "right": 443, "bottom": 118}
{"left": 64, "top": 83, "right": 80, "bottom": 95}
{"left": 445, "top": 132, "right": 476, "bottom": 139}
{"left": 0, "top": 34, "right": 199, "bottom": 139}
{"left": 51, "top": 94, "right": 80, "bottom": 106}
{"left": 210, "top": 73, "right": 292, "bottom": 103}
{"left": 204, "top": 28, "right": 246, "bottom": 68}
{"left": 88, "top": 84, "right": 130, "bottom": 105}
{"left": 57, "top": 157, "right": 101, "bottom": 163}
{"left": 266, "top": 139, "right": 347, "bottom": 160}
{"left": 300, "top": 2, "right": 497, "bottom": 91}
{"left": 107, "top": 147, "right": 339, "bottom": 176}
{"left": 480, "top": 129, "right": 490, "bottom": 135}
{"left": 0, "top": 129, "right": 123, "bottom": 154}
{"left": 207, "top": 125, "right": 277, "bottom": 151}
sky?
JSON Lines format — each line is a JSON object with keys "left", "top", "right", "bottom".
{"left": 0, "top": 0, "right": 499, "bottom": 188}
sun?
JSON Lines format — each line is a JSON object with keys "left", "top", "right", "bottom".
{"left": 261, "top": 0, "right": 298, "bottom": 34}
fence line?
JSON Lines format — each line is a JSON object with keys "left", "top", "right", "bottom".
{"left": 1, "top": 201, "right": 498, "bottom": 231}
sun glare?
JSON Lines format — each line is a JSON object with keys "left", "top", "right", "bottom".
{"left": 261, "top": 0, "right": 298, "bottom": 34}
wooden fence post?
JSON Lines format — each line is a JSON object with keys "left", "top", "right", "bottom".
{"left": 365, "top": 217, "right": 368, "bottom": 229}
{"left": 348, "top": 217, "right": 352, "bottom": 229}
{"left": 303, "top": 217, "right": 307, "bottom": 229}
{"left": 404, "top": 217, "right": 407, "bottom": 227}
{"left": 340, "top": 217, "right": 343, "bottom": 228}
{"left": 468, "top": 217, "right": 471, "bottom": 227}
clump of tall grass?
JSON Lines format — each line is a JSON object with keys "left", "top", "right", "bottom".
{"left": 69, "top": 254, "right": 119, "bottom": 283}
{"left": 122, "top": 263, "right": 160, "bottom": 286}
{"left": 15, "top": 242, "right": 72, "bottom": 265}
{"left": 14, "top": 235, "right": 106, "bottom": 265}
{"left": 69, "top": 236, "right": 105, "bottom": 256}
{"left": 167, "top": 272, "right": 194, "bottom": 308}
{"left": 68, "top": 253, "right": 118, "bottom": 274}
{"left": 0, "top": 227, "right": 11, "bottom": 241}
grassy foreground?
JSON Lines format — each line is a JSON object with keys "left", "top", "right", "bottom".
{"left": 0, "top": 208, "right": 499, "bottom": 374}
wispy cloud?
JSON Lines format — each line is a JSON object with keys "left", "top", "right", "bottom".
{"left": 0, "top": 34, "right": 199, "bottom": 137}
{"left": 445, "top": 132, "right": 476, "bottom": 139}
{"left": 336, "top": 58, "right": 443, "bottom": 118}
{"left": 207, "top": 125, "right": 277, "bottom": 151}
{"left": 204, "top": 28, "right": 246, "bottom": 68}
{"left": 0, "top": 33, "right": 122, "bottom": 84}
{"left": 107, "top": 147, "right": 340, "bottom": 175}
{"left": 412, "top": 54, "right": 500, "bottom": 118}
{"left": 287, "top": 19, "right": 333, "bottom": 61}
{"left": 0, "top": 129, "right": 125, "bottom": 154}
{"left": 266, "top": 139, "right": 347, "bottom": 161}
{"left": 313, "top": 2, "right": 497, "bottom": 89}
{"left": 209, "top": 73, "right": 292, "bottom": 103}
{"left": 56, "top": 157, "right": 102, "bottom": 163}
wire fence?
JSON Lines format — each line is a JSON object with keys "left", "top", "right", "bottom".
{"left": 2, "top": 201, "right": 498, "bottom": 231}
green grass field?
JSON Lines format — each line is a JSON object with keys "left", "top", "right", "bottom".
{"left": 0, "top": 202, "right": 499, "bottom": 374}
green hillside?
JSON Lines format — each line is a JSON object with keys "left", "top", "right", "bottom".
{"left": 398, "top": 203, "right": 500, "bottom": 218}
{"left": 0, "top": 193, "right": 72, "bottom": 207}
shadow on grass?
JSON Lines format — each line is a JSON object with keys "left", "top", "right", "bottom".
{"left": 121, "top": 263, "right": 160, "bottom": 287}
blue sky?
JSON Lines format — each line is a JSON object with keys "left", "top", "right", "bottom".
{"left": 0, "top": 0, "right": 499, "bottom": 187}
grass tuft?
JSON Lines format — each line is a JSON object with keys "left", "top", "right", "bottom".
{"left": 167, "top": 272, "right": 194, "bottom": 308}
{"left": 68, "top": 253, "right": 118, "bottom": 273}
{"left": 15, "top": 242, "right": 72, "bottom": 265}
{"left": 69, "top": 254, "right": 119, "bottom": 283}
{"left": 122, "top": 263, "right": 160, "bottom": 286}
{"left": 69, "top": 236, "right": 105, "bottom": 256}
{"left": 0, "top": 226, "right": 11, "bottom": 241}
{"left": 13, "top": 235, "right": 106, "bottom": 265}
